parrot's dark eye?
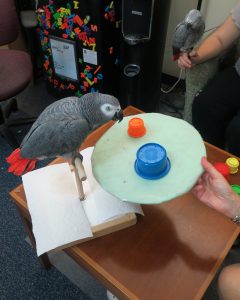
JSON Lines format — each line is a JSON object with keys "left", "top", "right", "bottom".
{"left": 106, "top": 105, "right": 111, "bottom": 111}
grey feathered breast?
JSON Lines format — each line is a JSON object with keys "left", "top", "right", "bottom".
{"left": 184, "top": 22, "right": 205, "bottom": 50}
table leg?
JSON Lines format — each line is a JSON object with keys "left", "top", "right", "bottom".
{"left": 15, "top": 204, "right": 52, "bottom": 270}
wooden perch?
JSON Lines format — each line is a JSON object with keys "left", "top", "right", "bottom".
{"left": 72, "top": 157, "right": 87, "bottom": 201}
{"left": 74, "top": 157, "right": 87, "bottom": 181}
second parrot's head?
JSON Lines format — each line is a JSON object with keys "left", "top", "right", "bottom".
{"left": 185, "top": 9, "right": 203, "bottom": 30}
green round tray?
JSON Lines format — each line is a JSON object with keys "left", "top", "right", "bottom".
{"left": 92, "top": 113, "right": 206, "bottom": 204}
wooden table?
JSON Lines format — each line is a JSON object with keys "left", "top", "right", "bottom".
{"left": 10, "top": 106, "right": 240, "bottom": 300}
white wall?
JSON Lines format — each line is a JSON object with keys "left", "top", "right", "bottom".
{"left": 162, "top": 0, "right": 239, "bottom": 77}
{"left": 202, "top": 0, "right": 238, "bottom": 30}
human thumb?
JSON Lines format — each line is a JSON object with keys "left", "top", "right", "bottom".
{"left": 189, "top": 50, "right": 198, "bottom": 58}
{"left": 201, "top": 156, "right": 225, "bottom": 179}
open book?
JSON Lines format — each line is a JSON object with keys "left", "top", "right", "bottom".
{"left": 22, "top": 147, "right": 143, "bottom": 256}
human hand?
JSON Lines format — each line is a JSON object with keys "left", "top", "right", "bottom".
{"left": 177, "top": 50, "right": 199, "bottom": 69}
{"left": 192, "top": 157, "right": 240, "bottom": 218}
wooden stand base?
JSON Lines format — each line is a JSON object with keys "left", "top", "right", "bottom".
{"left": 51, "top": 213, "right": 137, "bottom": 252}
{"left": 91, "top": 213, "right": 136, "bottom": 240}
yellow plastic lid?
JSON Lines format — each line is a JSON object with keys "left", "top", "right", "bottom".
{"left": 226, "top": 157, "right": 239, "bottom": 168}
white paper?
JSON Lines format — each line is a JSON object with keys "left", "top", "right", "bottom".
{"left": 82, "top": 48, "right": 98, "bottom": 65}
{"left": 22, "top": 147, "right": 143, "bottom": 256}
{"left": 22, "top": 164, "right": 93, "bottom": 256}
{"left": 50, "top": 37, "right": 78, "bottom": 81}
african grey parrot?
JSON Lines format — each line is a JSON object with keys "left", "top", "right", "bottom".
{"left": 172, "top": 9, "right": 205, "bottom": 61}
{"left": 6, "top": 92, "right": 123, "bottom": 176}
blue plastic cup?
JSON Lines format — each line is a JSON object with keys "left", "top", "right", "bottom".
{"left": 134, "top": 143, "right": 171, "bottom": 180}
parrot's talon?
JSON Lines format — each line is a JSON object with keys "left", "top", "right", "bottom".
{"left": 72, "top": 153, "right": 83, "bottom": 166}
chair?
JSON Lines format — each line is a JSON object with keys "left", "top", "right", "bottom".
{"left": 183, "top": 39, "right": 240, "bottom": 124}
{"left": 19, "top": 10, "right": 40, "bottom": 82}
{"left": 0, "top": 0, "right": 36, "bottom": 148}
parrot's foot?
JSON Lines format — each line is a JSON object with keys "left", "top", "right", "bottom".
{"left": 73, "top": 156, "right": 87, "bottom": 182}
{"left": 72, "top": 152, "right": 83, "bottom": 164}
{"left": 72, "top": 164, "right": 86, "bottom": 201}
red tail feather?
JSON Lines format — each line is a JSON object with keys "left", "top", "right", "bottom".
{"left": 25, "top": 160, "right": 37, "bottom": 172}
{"left": 6, "top": 148, "right": 37, "bottom": 176}
{"left": 172, "top": 53, "right": 180, "bottom": 61}
{"left": 6, "top": 148, "right": 21, "bottom": 163}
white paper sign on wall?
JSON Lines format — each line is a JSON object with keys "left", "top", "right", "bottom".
{"left": 50, "top": 36, "right": 78, "bottom": 81}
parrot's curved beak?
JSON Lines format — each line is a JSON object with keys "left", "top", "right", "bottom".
{"left": 113, "top": 109, "right": 124, "bottom": 122}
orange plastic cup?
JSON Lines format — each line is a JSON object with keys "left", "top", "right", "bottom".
{"left": 128, "top": 117, "right": 146, "bottom": 138}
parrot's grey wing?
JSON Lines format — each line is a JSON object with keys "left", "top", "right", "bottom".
{"left": 36, "top": 97, "right": 83, "bottom": 123}
{"left": 172, "top": 23, "right": 189, "bottom": 48}
{"left": 198, "top": 21, "right": 205, "bottom": 37}
{"left": 21, "top": 118, "right": 90, "bottom": 159}
{"left": 175, "top": 21, "right": 183, "bottom": 31}
{"left": 184, "top": 33, "right": 197, "bottom": 50}
{"left": 22, "top": 97, "right": 83, "bottom": 138}
{"left": 21, "top": 97, "right": 85, "bottom": 147}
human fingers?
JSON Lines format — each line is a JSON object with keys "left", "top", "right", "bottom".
{"left": 201, "top": 157, "right": 225, "bottom": 180}
{"left": 188, "top": 50, "right": 199, "bottom": 66}
{"left": 178, "top": 54, "right": 192, "bottom": 69}
{"left": 201, "top": 171, "right": 210, "bottom": 184}
{"left": 192, "top": 184, "right": 204, "bottom": 196}
{"left": 196, "top": 176, "right": 203, "bottom": 186}
{"left": 191, "top": 185, "right": 208, "bottom": 205}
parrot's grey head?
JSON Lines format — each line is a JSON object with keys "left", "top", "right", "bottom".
{"left": 185, "top": 9, "right": 203, "bottom": 29}
{"left": 98, "top": 94, "right": 123, "bottom": 123}
{"left": 81, "top": 92, "right": 123, "bottom": 128}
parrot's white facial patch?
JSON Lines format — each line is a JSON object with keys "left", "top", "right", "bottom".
{"left": 185, "top": 10, "right": 201, "bottom": 26}
{"left": 100, "top": 103, "right": 120, "bottom": 118}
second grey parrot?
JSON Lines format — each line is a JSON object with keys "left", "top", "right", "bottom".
{"left": 6, "top": 92, "right": 123, "bottom": 176}
{"left": 172, "top": 9, "right": 205, "bottom": 61}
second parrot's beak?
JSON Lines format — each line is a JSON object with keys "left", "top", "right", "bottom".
{"left": 113, "top": 110, "right": 124, "bottom": 122}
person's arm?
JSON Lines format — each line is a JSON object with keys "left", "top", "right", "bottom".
{"left": 178, "top": 15, "right": 240, "bottom": 69}
{"left": 194, "top": 15, "right": 240, "bottom": 62}
{"left": 192, "top": 157, "right": 240, "bottom": 219}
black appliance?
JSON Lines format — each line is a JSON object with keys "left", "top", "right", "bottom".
{"left": 120, "top": 0, "right": 171, "bottom": 112}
